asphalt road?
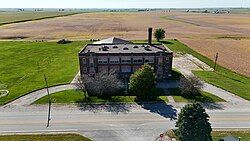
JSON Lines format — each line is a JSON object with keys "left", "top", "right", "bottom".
{"left": 0, "top": 104, "right": 250, "bottom": 141}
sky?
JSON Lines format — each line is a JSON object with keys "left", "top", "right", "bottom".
{"left": 0, "top": 0, "right": 249, "bottom": 8}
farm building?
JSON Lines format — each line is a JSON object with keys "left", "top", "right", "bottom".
{"left": 78, "top": 28, "right": 173, "bottom": 79}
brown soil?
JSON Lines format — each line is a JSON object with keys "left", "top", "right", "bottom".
{"left": 0, "top": 11, "right": 249, "bottom": 76}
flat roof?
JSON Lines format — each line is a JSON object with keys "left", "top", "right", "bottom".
{"left": 80, "top": 43, "right": 172, "bottom": 54}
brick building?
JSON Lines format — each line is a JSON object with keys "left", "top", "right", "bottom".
{"left": 78, "top": 28, "right": 173, "bottom": 79}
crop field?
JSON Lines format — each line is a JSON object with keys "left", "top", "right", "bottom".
{"left": 0, "top": 41, "right": 89, "bottom": 105}
{"left": 0, "top": 11, "right": 79, "bottom": 26}
{"left": 0, "top": 11, "right": 249, "bottom": 76}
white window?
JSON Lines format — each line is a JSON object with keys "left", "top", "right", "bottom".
{"left": 98, "top": 56, "right": 108, "bottom": 64}
{"left": 133, "top": 56, "right": 143, "bottom": 64}
{"left": 133, "top": 59, "right": 143, "bottom": 63}
{"left": 98, "top": 60, "right": 108, "bottom": 64}
{"left": 144, "top": 57, "right": 154, "bottom": 63}
{"left": 121, "top": 56, "right": 131, "bottom": 64}
{"left": 83, "top": 67, "right": 87, "bottom": 73}
{"left": 122, "top": 59, "right": 131, "bottom": 63}
{"left": 166, "top": 57, "right": 169, "bottom": 63}
{"left": 82, "top": 58, "right": 86, "bottom": 64}
{"left": 110, "top": 56, "right": 120, "bottom": 64}
{"left": 110, "top": 60, "right": 119, "bottom": 64}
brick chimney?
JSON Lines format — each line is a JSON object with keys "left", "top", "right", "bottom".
{"left": 148, "top": 27, "right": 152, "bottom": 45}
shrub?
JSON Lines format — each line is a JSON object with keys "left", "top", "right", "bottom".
{"left": 76, "top": 72, "right": 123, "bottom": 98}
{"left": 57, "top": 39, "right": 72, "bottom": 44}
{"left": 129, "top": 64, "right": 156, "bottom": 101}
{"left": 179, "top": 76, "right": 203, "bottom": 97}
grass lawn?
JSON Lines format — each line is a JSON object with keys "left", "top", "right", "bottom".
{"left": 0, "top": 41, "right": 89, "bottom": 105}
{"left": 0, "top": 134, "right": 91, "bottom": 141}
{"left": 33, "top": 89, "right": 168, "bottom": 104}
{"left": 168, "top": 88, "right": 225, "bottom": 103}
{"left": 212, "top": 131, "right": 250, "bottom": 141}
{"left": 0, "top": 12, "right": 80, "bottom": 26}
{"left": 162, "top": 39, "right": 250, "bottom": 101}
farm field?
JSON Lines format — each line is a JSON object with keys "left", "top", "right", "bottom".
{"left": 0, "top": 11, "right": 249, "bottom": 76}
{"left": 0, "top": 41, "right": 89, "bottom": 105}
{"left": 0, "top": 11, "right": 79, "bottom": 26}
{"left": 165, "top": 39, "right": 250, "bottom": 101}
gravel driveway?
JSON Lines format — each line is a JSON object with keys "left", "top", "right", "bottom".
{"left": 173, "top": 54, "right": 249, "bottom": 104}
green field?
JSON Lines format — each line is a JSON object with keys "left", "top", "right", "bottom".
{"left": 212, "top": 131, "right": 250, "bottom": 141}
{"left": 0, "top": 134, "right": 91, "bottom": 141}
{"left": 0, "top": 11, "right": 80, "bottom": 25}
{"left": 33, "top": 89, "right": 169, "bottom": 104}
{"left": 163, "top": 40, "right": 250, "bottom": 101}
{"left": 0, "top": 41, "right": 89, "bottom": 105}
{"left": 1, "top": 39, "right": 248, "bottom": 105}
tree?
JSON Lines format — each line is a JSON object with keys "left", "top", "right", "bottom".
{"left": 129, "top": 64, "right": 156, "bottom": 100}
{"left": 154, "top": 28, "right": 166, "bottom": 42}
{"left": 179, "top": 76, "right": 203, "bottom": 97}
{"left": 76, "top": 71, "right": 123, "bottom": 98}
{"left": 175, "top": 103, "right": 212, "bottom": 141}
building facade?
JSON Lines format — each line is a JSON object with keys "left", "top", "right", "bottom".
{"left": 78, "top": 28, "right": 173, "bottom": 79}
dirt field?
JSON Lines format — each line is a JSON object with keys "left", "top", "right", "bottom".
{"left": 0, "top": 11, "right": 77, "bottom": 25}
{"left": 0, "top": 11, "right": 249, "bottom": 76}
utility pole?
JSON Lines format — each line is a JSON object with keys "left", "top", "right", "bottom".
{"left": 44, "top": 74, "right": 51, "bottom": 127}
{"left": 213, "top": 53, "right": 218, "bottom": 72}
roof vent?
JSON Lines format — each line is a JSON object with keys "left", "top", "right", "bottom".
{"left": 113, "top": 46, "right": 118, "bottom": 48}
{"left": 133, "top": 45, "right": 138, "bottom": 48}
{"left": 123, "top": 47, "right": 129, "bottom": 50}
{"left": 144, "top": 45, "right": 150, "bottom": 49}
{"left": 102, "top": 45, "right": 109, "bottom": 51}
{"left": 144, "top": 45, "right": 151, "bottom": 51}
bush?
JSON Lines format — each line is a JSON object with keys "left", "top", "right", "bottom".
{"left": 179, "top": 76, "right": 203, "bottom": 97}
{"left": 76, "top": 72, "right": 124, "bottom": 98}
{"left": 129, "top": 64, "right": 156, "bottom": 101}
{"left": 57, "top": 39, "right": 72, "bottom": 44}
